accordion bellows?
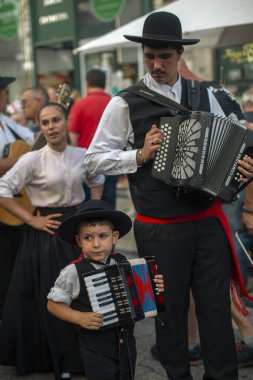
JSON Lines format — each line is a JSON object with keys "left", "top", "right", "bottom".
{"left": 82, "top": 257, "right": 164, "bottom": 329}
{"left": 152, "top": 111, "right": 253, "bottom": 203}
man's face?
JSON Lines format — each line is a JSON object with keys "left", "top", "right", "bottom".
{"left": 21, "top": 90, "right": 42, "bottom": 121}
{"left": 143, "top": 46, "right": 183, "bottom": 86}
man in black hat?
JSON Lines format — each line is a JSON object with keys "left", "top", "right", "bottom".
{"left": 85, "top": 12, "right": 253, "bottom": 379}
{"left": 0, "top": 76, "right": 34, "bottom": 318}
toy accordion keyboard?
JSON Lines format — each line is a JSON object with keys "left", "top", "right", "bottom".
{"left": 82, "top": 256, "right": 164, "bottom": 330}
{"left": 151, "top": 111, "right": 253, "bottom": 203}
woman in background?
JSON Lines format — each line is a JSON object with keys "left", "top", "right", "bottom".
{"left": 0, "top": 102, "right": 104, "bottom": 380}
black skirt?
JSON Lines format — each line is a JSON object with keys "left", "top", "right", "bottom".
{"left": 0, "top": 206, "right": 83, "bottom": 377}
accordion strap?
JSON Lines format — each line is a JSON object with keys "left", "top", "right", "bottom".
{"left": 121, "top": 82, "right": 190, "bottom": 114}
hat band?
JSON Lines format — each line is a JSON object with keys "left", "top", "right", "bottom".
{"left": 142, "top": 33, "right": 182, "bottom": 41}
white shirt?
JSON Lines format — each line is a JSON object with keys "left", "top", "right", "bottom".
{"left": 84, "top": 73, "right": 225, "bottom": 175}
{"left": 0, "top": 145, "right": 104, "bottom": 207}
{"left": 0, "top": 114, "right": 35, "bottom": 158}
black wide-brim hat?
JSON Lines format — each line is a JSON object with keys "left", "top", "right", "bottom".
{"left": 124, "top": 11, "right": 199, "bottom": 46}
{"left": 0, "top": 76, "right": 16, "bottom": 90}
{"left": 58, "top": 199, "right": 132, "bottom": 244}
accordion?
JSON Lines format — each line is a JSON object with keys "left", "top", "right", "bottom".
{"left": 152, "top": 111, "right": 253, "bottom": 203}
{"left": 82, "top": 256, "right": 164, "bottom": 330}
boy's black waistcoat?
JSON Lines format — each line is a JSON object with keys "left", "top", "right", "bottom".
{"left": 71, "top": 254, "right": 135, "bottom": 358}
{"left": 118, "top": 77, "right": 215, "bottom": 218}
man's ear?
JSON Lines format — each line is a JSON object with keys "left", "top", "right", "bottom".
{"left": 180, "top": 46, "right": 184, "bottom": 56}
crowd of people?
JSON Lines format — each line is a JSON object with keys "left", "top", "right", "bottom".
{"left": 0, "top": 10, "right": 253, "bottom": 380}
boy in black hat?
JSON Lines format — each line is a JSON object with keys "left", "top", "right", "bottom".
{"left": 47, "top": 199, "right": 164, "bottom": 380}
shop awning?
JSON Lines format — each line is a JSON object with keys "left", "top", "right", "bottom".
{"left": 73, "top": 0, "right": 253, "bottom": 55}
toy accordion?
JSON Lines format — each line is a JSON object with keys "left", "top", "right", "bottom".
{"left": 82, "top": 256, "right": 165, "bottom": 330}
{"left": 152, "top": 111, "right": 253, "bottom": 203}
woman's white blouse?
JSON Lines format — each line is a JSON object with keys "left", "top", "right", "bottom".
{"left": 0, "top": 145, "right": 104, "bottom": 207}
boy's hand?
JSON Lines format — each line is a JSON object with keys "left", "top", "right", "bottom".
{"left": 77, "top": 311, "right": 103, "bottom": 330}
{"left": 153, "top": 274, "right": 164, "bottom": 292}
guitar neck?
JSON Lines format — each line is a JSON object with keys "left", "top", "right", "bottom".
{"left": 31, "top": 132, "right": 47, "bottom": 151}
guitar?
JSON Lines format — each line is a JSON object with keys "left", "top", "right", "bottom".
{"left": 0, "top": 134, "right": 46, "bottom": 226}
{"left": 0, "top": 83, "right": 72, "bottom": 226}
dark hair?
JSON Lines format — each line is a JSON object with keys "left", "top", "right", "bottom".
{"left": 86, "top": 69, "right": 106, "bottom": 89}
{"left": 37, "top": 102, "right": 68, "bottom": 123}
{"left": 142, "top": 43, "right": 183, "bottom": 54}
{"left": 23, "top": 86, "right": 49, "bottom": 104}
{"left": 76, "top": 218, "right": 115, "bottom": 235}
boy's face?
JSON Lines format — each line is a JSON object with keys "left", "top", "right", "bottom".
{"left": 75, "top": 223, "right": 119, "bottom": 262}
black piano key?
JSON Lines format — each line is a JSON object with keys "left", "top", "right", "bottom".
{"left": 103, "top": 310, "right": 117, "bottom": 317}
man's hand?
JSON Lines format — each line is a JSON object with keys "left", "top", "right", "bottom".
{"left": 237, "top": 156, "right": 253, "bottom": 181}
{"left": 140, "top": 124, "right": 164, "bottom": 162}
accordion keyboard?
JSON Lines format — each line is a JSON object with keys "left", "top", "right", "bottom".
{"left": 82, "top": 257, "right": 165, "bottom": 329}
{"left": 84, "top": 268, "right": 133, "bottom": 326}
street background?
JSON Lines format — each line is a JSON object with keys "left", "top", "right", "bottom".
{"left": 0, "top": 178, "right": 252, "bottom": 379}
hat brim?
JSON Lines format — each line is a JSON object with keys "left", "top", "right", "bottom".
{"left": 124, "top": 35, "right": 200, "bottom": 46}
{"left": 58, "top": 210, "right": 132, "bottom": 245}
{"left": 0, "top": 77, "right": 16, "bottom": 90}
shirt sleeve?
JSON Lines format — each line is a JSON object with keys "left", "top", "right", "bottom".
{"left": 85, "top": 172, "right": 105, "bottom": 188}
{"left": 0, "top": 152, "right": 35, "bottom": 197}
{"left": 47, "top": 264, "right": 80, "bottom": 305}
{"left": 84, "top": 96, "right": 138, "bottom": 176}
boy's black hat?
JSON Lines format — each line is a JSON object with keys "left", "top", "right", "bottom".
{"left": 0, "top": 76, "right": 16, "bottom": 90}
{"left": 124, "top": 11, "right": 199, "bottom": 46}
{"left": 58, "top": 200, "right": 132, "bottom": 244}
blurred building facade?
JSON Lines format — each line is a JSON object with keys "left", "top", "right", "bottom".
{"left": 0, "top": 0, "right": 173, "bottom": 101}
{"left": 0, "top": 0, "right": 252, "bottom": 102}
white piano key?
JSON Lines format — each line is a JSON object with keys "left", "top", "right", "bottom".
{"left": 92, "top": 304, "right": 116, "bottom": 314}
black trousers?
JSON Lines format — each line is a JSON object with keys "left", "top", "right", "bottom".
{"left": 134, "top": 217, "right": 238, "bottom": 380}
{"left": 79, "top": 330, "right": 136, "bottom": 380}
{"left": 0, "top": 224, "right": 22, "bottom": 318}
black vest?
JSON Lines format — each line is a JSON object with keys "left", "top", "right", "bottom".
{"left": 71, "top": 253, "right": 131, "bottom": 357}
{"left": 71, "top": 253, "right": 128, "bottom": 314}
{"left": 118, "top": 77, "right": 215, "bottom": 218}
